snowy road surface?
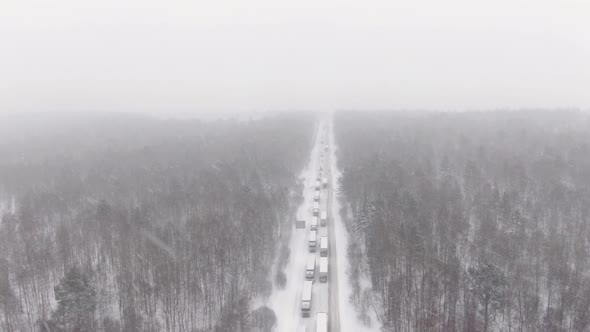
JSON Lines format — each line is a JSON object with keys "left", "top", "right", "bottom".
{"left": 266, "top": 116, "right": 376, "bottom": 331}
{"left": 266, "top": 119, "right": 326, "bottom": 331}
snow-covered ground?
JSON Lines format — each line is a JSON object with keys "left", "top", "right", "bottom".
{"left": 328, "top": 118, "right": 381, "bottom": 332}
{"left": 266, "top": 120, "right": 326, "bottom": 331}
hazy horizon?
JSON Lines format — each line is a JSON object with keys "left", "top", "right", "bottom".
{"left": 2, "top": 0, "right": 589, "bottom": 114}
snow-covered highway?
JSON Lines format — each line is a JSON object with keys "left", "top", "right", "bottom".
{"left": 265, "top": 115, "right": 377, "bottom": 332}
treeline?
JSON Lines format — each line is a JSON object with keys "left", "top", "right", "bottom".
{"left": 0, "top": 112, "right": 314, "bottom": 331}
{"left": 334, "top": 111, "right": 590, "bottom": 331}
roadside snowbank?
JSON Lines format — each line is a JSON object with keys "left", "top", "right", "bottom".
{"left": 329, "top": 119, "right": 381, "bottom": 332}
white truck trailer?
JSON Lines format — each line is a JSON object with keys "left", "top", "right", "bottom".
{"left": 310, "top": 216, "right": 318, "bottom": 231}
{"left": 320, "top": 236, "right": 328, "bottom": 257}
{"left": 301, "top": 280, "right": 313, "bottom": 317}
{"left": 316, "top": 312, "right": 328, "bottom": 332}
{"left": 306, "top": 255, "right": 316, "bottom": 280}
{"left": 308, "top": 230, "right": 317, "bottom": 252}
{"left": 313, "top": 202, "right": 320, "bottom": 216}
{"left": 319, "top": 257, "right": 328, "bottom": 283}
{"left": 320, "top": 211, "right": 327, "bottom": 226}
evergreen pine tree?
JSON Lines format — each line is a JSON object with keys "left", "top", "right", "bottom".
{"left": 52, "top": 267, "right": 96, "bottom": 331}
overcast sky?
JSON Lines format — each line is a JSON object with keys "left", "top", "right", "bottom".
{"left": 1, "top": 0, "right": 589, "bottom": 114}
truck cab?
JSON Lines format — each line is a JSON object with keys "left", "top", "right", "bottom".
{"left": 313, "top": 202, "right": 319, "bottom": 216}
{"left": 314, "top": 190, "right": 320, "bottom": 201}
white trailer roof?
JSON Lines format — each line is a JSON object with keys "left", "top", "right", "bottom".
{"left": 309, "top": 230, "right": 317, "bottom": 242}
{"left": 302, "top": 280, "right": 313, "bottom": 301}
{"left": 316, "top": 312, "right": 328, "bottom": 332}
{"left": 306, "top": 255, "right": 316, "bottom": 270}
{"left": 320, "top": 211, "right": 327, "bottom": 219}
{"left": 319, "top": 257, "right": 328, "bottom": 272}
{"left": 310, "top": 218, "right": 318, "bottom": 228}
{"left": 320, "top": 236, "right": 328, "bottom": 249}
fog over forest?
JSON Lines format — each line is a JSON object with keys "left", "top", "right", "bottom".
{"left": 2, "top": 0, "right": 590, "bottom": 331}
{"left": 1, "top": 111, "right": 590, "bottom": 332}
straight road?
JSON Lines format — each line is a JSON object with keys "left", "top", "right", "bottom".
{"left": 267, "top": 116, "right": 345, "bottom": 332}
{"left": 309, "top": 117, "right": 342, "bottom": 331}
{"left": 325, "top": 119, "right": 341, "bottom": 332}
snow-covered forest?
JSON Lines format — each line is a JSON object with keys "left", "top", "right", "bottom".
{"left": 334, "top": 111, "right": 590, "bottom": 331}
{"left": 0, "top": 112, "right": 314, "bottom": 331}
{"left": 2, "top": 110, "right": 590, "bottom": 332}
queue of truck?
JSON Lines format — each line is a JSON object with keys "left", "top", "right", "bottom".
{"left": 300, "top": 130, "right": 331, "bottom": 332}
